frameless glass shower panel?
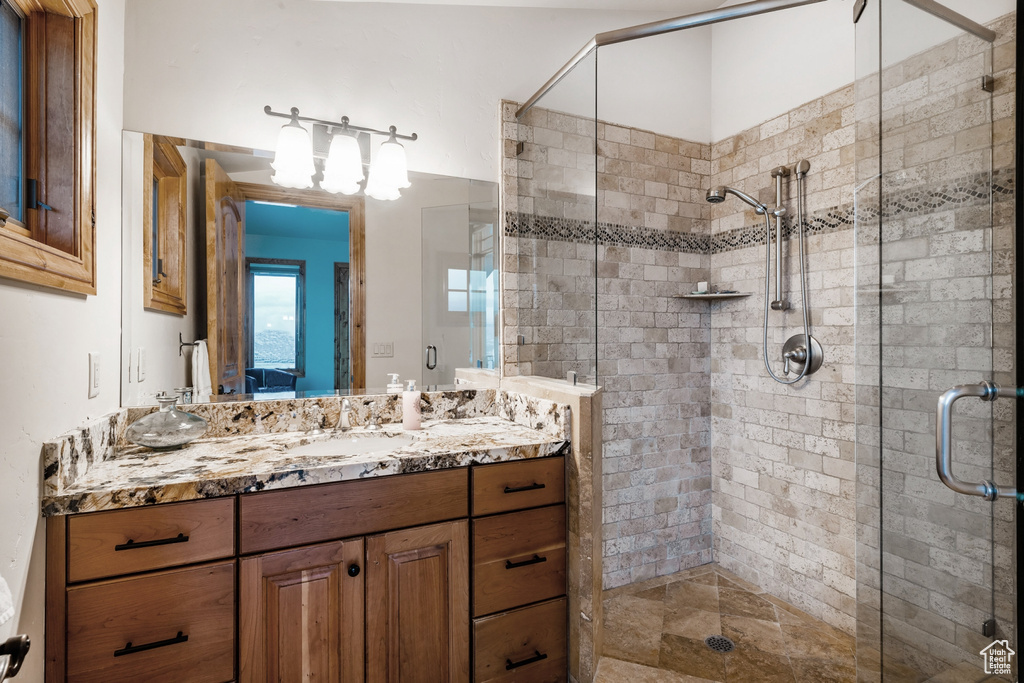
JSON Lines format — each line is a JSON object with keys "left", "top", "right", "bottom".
{"left": 468, "top": 180, "right": 500, "bottom": 373}
{"left": 853, "top": 1, "right": 884, "bottom": 678}
{"left": 507, "top": 51, "right": 598, "bottom": 383}
{"left": 592, "top": 29, "right": 715, "bottom": 588}
{"left": 856, "top": 1, "right": 1016, "bottom": 680}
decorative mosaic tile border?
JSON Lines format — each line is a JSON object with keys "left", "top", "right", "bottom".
{"left": 507, "top": 169, "right": 1014, "bottom": 255}
{"left": 507, "top": 213, "right": 710, "bottom": 253}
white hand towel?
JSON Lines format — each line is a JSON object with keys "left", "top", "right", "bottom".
{"left": 191, "top": 340, "right": 213, "bottom": 403}
{"left": 0, "top": 574, "right": 13, "bottom": 627}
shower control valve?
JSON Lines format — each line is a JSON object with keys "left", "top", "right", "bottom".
{"left": 781, "top": 334, "right": 823, "bottom": 377}
{"left": 783, "top": 346, "right": 806, "bottom": 375}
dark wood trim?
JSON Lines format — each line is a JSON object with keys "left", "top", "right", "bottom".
{"left": 334, "top": 262, "right": 351, "bottom": 391}
{"left": 349, "top": 203, "right": 366, "bottom": 390}
{"left": 245, "top": 257, "right": 307, "bottom": 377}
{"left": 234, "top": 182, "right": 366, "bottom": 389}
{"left": 45, "top": 515, "right": 67, "bottom": 683}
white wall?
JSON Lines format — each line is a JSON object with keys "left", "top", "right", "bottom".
{"left": 122, "top": 0, "right": 688, "bottom": 181}
{"left": 364, "top": 176, "right": 479, "bottom": 388}
{"left": 710, "top": 0, "right": 855, "bottom": 141}
{"left": 0, "top": 2, "right": 125, "bottom": 680}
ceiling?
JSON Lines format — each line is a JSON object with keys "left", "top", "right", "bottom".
{"left": 313, "top": 0, "right": 728, "bottom": 12}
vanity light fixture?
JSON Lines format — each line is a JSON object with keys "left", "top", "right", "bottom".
{"left": 264, "top": 105, "right": 418, "bottom": 200}
{"left": 269, "top": 108, "right": 316, "bottom": 189}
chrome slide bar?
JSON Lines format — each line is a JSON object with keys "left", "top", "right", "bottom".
{"left": 515, "top": 0, "right": 826, "bottom": 118}
{"left": 936, "top": 381, "right": 1018, "bottom": 501}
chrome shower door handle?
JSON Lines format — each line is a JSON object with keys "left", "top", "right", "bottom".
{"left": 936, "top": 381, "right": 1018, "bottom": 501}
{"left": 425, "top": 345, "right": 437, "bottom": 370}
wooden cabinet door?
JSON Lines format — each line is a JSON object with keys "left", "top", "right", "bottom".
{"left": 366, "top": 520, "right": 470, "bottom": 683}
{"left": 240, "top": 539, "right": 364, "bottom": 683}
{"left": 204, "top": 158, "right": 246, "bottom": 396}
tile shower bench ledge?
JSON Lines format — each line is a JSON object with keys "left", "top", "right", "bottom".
{"left": 41, "top": 416, "right": 570, "bottom": 517}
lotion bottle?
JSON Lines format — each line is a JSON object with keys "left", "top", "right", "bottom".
{"left": 386, "top": 373, "right": 403, "bottom": 394}
{"left": 403, "top": 380, "right": 422, "bottom": 430}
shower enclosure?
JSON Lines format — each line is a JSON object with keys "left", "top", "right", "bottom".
{"left": 855, "top": 1, "right": 1017, "bottom": 680}
{"left": 505, "top": 0, "right": 1017, "bottom": 680}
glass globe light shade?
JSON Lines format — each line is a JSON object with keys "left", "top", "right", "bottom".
{"left": 271, "top": 121, "right": 315, "bottom": 189}
{"left": 364, "top": 169, "right": 401, "bottom": 201}
{"left": 321, "top": 133, "right": 364, "bottom": 195}
{"left": 371, "top": 137, "right": 411, "bottom": 190}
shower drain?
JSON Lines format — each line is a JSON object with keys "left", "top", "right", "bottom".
{"left": 704, "top": 635, "right": 735, "bottom": 653}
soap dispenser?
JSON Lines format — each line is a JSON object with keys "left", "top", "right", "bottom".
{"left": 386, "top": 373, "right": 403, "bottom": 394}
{"left": 403, "top": 380, "right": 422, "bottom": 431}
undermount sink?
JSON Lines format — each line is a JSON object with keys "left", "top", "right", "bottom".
{"left": 286, "top": 431, "right": 418, "bottom": 457}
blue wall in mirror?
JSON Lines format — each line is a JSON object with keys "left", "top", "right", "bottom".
{"left": 245, "top": 201, "right": 349, "bottom": 392}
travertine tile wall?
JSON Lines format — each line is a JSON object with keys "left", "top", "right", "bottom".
{"left": 502, "top": 100, "right": 717, "bottom": 587}
{"left": 706, "top": 83, "right": 860, "bottom": 634}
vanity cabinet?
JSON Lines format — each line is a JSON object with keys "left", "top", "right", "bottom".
{"left": 366, "top": 521, "right": 470, "bottom": 682}
{"left": 239, "top": 521, "right": 470, "bottom": 683}
{"left": 470, "top": 458, "right": 568, "bottom": 683}
{"left": 47, "top": 458, "right": 565, "bottom": 683}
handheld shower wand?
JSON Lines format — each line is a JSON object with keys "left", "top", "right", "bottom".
{"left": 705, "top": 166, "right": 822, "bottom": 385}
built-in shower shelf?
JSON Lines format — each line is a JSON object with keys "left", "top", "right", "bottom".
{"left": 675, "top": 292, "right": 753, "bottom": 301}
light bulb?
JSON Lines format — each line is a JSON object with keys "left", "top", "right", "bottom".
{"left": 271, "top": 117, "right": 315, "bottom": 189}
{"left": 373, "top": 136, "right": 411, "bottom": 190}
{"left": 321, "top": 132, "right": 364, "bottom": 195}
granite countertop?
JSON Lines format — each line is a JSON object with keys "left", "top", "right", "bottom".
{"left": 42, "top": 416, "right": 569, "bottom": 517}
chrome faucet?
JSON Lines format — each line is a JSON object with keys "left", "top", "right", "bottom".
{"left": 335, "top": 398, "right": 353, "bottom": 433}
{"left": 366, "top": 404, "right": 382, "bottom": 431}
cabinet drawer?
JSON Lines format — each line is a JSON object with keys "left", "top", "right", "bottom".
{"left": 472, "top": 457, "right": 564, "bottom": 516}
{"left": 473, "top": 505, "right": 566, "bottom": 617}
{"left": 473, "top": 598, "right": 567, "bottom": 682}
{"left": 240, "top": 468, "right": 468, "bottom": 554}
{"left": 67, "top": 561, "right": 235, "bottom": 683}
{"left": 67, "top": 497, "right": 235, "bottom": 582}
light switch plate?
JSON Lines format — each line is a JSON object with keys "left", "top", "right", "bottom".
{"left": 372, "top": 342, "right": 394, "bottom": 358}
{"left": 88, "top": 353, "right": 100, "bottom": 398}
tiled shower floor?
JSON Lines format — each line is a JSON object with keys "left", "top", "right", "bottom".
{"left": 595, "top": 563, "right": 857, "bottom": 683}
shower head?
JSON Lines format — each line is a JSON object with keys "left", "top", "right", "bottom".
{"left": 705, "top": 186, "right": 767, "bottom": 214}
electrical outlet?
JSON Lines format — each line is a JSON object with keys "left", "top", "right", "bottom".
{"left": 88, "top": 353, "right": 100, "bottom": 398}
{"left": 137, "top": 347, "right": 146, "bottom": 382}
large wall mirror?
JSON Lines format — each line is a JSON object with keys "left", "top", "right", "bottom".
{"left": 120, "top": 131, "right": 499, "bottom": 406}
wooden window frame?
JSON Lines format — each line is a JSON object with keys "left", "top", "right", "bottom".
{"left": 143, "top": 134, "right": 188, "bottom": 314}
{"left": 245, "top": 257, "right": 307, "bottom": 378}
{"left": 0, "top": 0, "right": 97, "bottom": 295}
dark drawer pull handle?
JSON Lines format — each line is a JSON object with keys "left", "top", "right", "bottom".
{"left": 113, "top": 631, "right": 188, "bottom": 657}
{"left": 503, "top": 482, "right": 545, "bottom": 494}
{"left": 115, "top": 533, "right": 189, "bottom": 551}
{"left": 506, "top": 650, "right": 547, "bottom": 670}
{"left": 505, "top": 554, "right": 547, "bottom": 570}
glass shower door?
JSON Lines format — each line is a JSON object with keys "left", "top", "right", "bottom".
{"left": 420, "top": 182, "right": 499, "bottom": 387}
{"left": 855, "top": 1, "right": 1016, "bottom": 681}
